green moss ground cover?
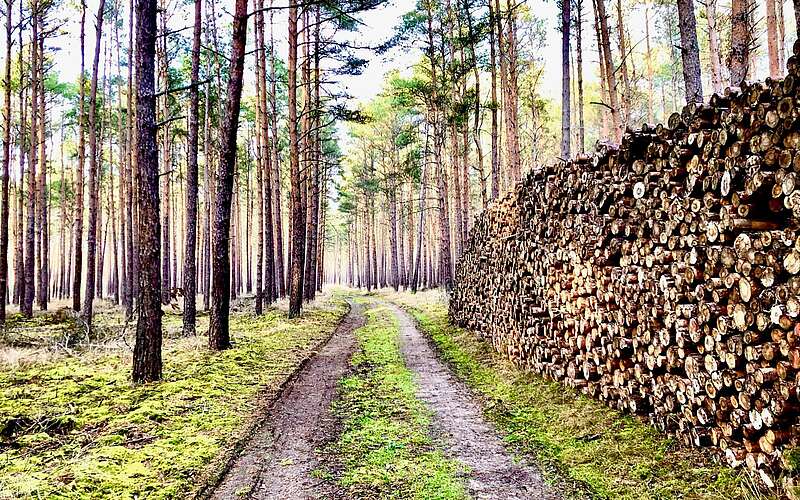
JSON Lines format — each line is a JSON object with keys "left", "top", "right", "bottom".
{"left": 386, "top": 290, "right": 766, "bottom": 500}
{"left": 0, "top": 299, "right": 346, "bottom": 499}
{"left": 327, "top": 300, "right": 466, "bottom": 499}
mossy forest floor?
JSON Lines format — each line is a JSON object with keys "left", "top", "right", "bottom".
{"left": 0, "top": 293, "right": 347, "bottom": 499}
{"left": 0, "top": 288, "right": 774, "bottom": 499}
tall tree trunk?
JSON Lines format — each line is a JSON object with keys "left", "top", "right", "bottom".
{"left": 560, "top": 0, "right": 571, "bottom": 158}
{"left": 254, "top": 18, "right": 265, "bottom": 315}
{"left": 676, "top": 0, "right": 703, "bottom": 103}
{"left": 113, "top": 13, "right": 128, "bottom": 310}
{"left": 389, "top": 188, "right": 399, "bottom": 290}
{"left": 778, "top": 0, "right": 786, "bottom": 69}
{"left": 132, "top": 0, "right": 162, "bottom": 383}
{"left": 202, "top": 68, "right": 211, "bottom": 310}
{"left": 82, "top": 0, "right": 106, "bottom": 329}
{"left": 575, "top": 0, "right": 585, "bottom": 154}
{"left": 462, "top": 0, "right": 486, "bottom": 209}
{"left": 767, "top": 0, "right": 780, "bottom": 78}
{"left": 460, "top": 125, "right": 471, "bottom": 236}
{"left": 37, "top": 33, "right": 47, "bottom": 311}
{"left": 705, "top": 0, "right": 723, "bottom": 94}
{"left": 59, "top": 126, "right": 67, "bottom": 299}
{"left": 287, "top": 0, "right": 304, "bottom": 317}
{"left": 23, "top": 7, "right": 38, "bottom": 319}
{"left": 109, "top": 165, "right": 119, "bottom": 304}
{"left": 426, "top": 3, "right": 452, "bottom": 290}
{"left": 208, "top": 0, "right": 248, "bottom": 348}
{"left": 301, "top": 9, "right": 315, "bottom": 303}
{"left": 449, "top": 127, "right": 463, "bottom": 258}
{"left": 15, "top": 8, "right": 25, "bottom": 308}
{"left": 593, "top": 0, "right": 621, "bottom": 141}
{"left": 0, "top": 0, "right": 12, "bottom": 322}
{"left": 308, "top": 5, "right": 321, "bottom": 299}
{"left": 503, "top": 4, "right": 521, "bottom": 181}
{"left": 268, "top": 6, "right": 285, "bottom": 299}
{"left": 730, "top": 0, "right": 751, "bottom": 84}
{"left": 615, "top": 0, "right": 630, "bottom": 126}
{"left": 126, "top": 0, "right": 136, "bottom": 315}
{"left": 488, "top": 0, "right": 499, "bottom": 200}
{"left": 158, "top": 8, "right": 171, "bottom": 304}
{"left": 183, "top": 0, "right": 201, "bottom": 334}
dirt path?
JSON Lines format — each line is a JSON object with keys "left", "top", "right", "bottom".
{"left": 385, "top": 302, "right": 561, "bottom": 500}
{"left": 210, "top": 300, "right": 364, "bottom": 500}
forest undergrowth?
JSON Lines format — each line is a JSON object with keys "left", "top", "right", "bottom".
{"left": 0, "top": 293, "right": 346, "bottom": 499}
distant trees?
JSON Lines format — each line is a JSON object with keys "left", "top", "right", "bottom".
{"left": 0, "top": 0, "right": 391, "bottom": 380}
{"left": 332, "top": 0, "right": 800, "bottom": 293}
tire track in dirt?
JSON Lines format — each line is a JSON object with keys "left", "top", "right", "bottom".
{"left": 384, "top": 301, "right": 562, "bottom": 500}
{"left": 210, "top": 299, "right": 364, "bottom": 500}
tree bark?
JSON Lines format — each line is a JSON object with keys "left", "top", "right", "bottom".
{"left": 183, "top": 0, "right": 201, "bottom": 334}
{"left": 0, "top": 0, "right": 12, "bottom": 322}
{"left": 593, "top": 0, "right": 621, "bottom": 141}
{"left": 287, "top": 0, "right": 304, "bottom": 317}
{"left": 488, "top": 0, "right": 499, "bottom": 200}
{"left": 14, "top": 6, "right": 25, "bottom": 308}
{"left": 158, "top": 7, "right": 171, "bottom": 305}
{"left": 268, "top": 6, "right": 285, "bottom": 299}
{"left": 462, "top": 0, "right": 486, "bottom": 209}
{"left": 389, "top": 187, "right": 399, "bottom": 290}
{"left": 676, "top": 0, "right": 703, "bottom": 103}
{"left": 126, "top": 0, "right": 136, "bottom": 315}
{"left": 23, "top": 7, "right": 38, "bottom": 319}
{"left": 208, "top": 0, "right": 248, "bottom": 347}
{"left": 615, "top": 0, "right": 630, "bottom": 125}
{"left": 82, "top": 0, "right": 106, "bottom": 329}
{"left": 730, "top": 0, "right": 751, "bottom": 84}
{"left": 132, "top": 0, "right": 162, "bottom": 383}
{"left": 794, "top": 0, "right": 800, "bottom": 37}
{"left": 575, "top": 0, "right": 585, "bottom": 154}
{"left": 560, "top": 0, "right": 571, "bottom": 158}
{"left": 704, "top": 0, "right": 723, "bottom": 94}
{"left": 37, "top": 33, "right": 47, "bottom": 311}
{"left": 767, "top": 0, "right": 780, "bottom": 78}
{"left": 426, "top": 3, "right": 452, "bottom": 290}
{"left": 503, "top": 3, "right": 521, "bottom": 181}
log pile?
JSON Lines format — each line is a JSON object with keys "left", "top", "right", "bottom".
{"left": 450, "top": 45, "right": 800, "bottom": 486}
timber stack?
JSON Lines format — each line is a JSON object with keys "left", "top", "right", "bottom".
{"left": 450, "top": 42, "right": 800, "bottom": 487}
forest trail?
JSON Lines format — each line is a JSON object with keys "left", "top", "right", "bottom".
{"left": 210, "top": 299, "right": 365, "bottom": 500}
{"left": 385, "top": 302, "right": 561, "bottom": 500}
{"left": 211, "top": 297, "right": 559, "bottom": 499}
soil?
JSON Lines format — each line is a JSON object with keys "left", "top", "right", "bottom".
{"left": 385, "top": 302, "right": 561, "bottom": 500}
{"left": 209, "top": 300, "right": 364, "bottom": 500}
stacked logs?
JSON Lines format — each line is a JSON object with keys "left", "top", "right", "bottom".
{"left": 450, "top": 46, "right": 800, "bottom": 486}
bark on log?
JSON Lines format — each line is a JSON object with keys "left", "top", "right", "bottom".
{"left": 451, "top": 48, "right": 800, "bottom": 486}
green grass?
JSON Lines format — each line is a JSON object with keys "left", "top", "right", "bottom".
{"left": 0, "top": 299, "right": 347, "bottom": 499}
{"left": 386, "top": 290, "right": 766, "bottom": 500}
{"left": 328, "top": 300, "right": 467, "bottom": 500}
